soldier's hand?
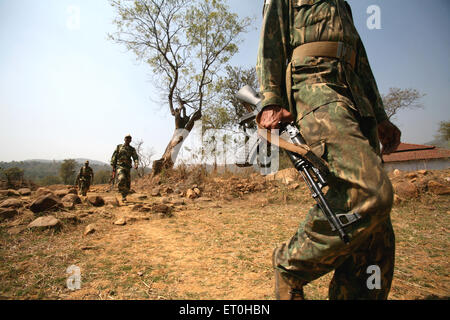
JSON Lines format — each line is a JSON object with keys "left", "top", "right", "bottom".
{"left": 378, "top": 120, "right": 401, "bottom": 155}
{"left": 257, "top": 105, "right": 294, "bottom": 129}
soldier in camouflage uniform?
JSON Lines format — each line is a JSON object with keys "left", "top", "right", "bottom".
{"left": 257, "top": 0, "right": 401, "bottom": 299}
{"left": 76, "top": 161, "right": 94, "bottom": 196}
{"left": 111, "top": 134, "right": 139, "bottom": 202}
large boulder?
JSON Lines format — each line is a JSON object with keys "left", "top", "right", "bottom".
{"left": 0, "top": 198, "right": 23, "bottom": 209}
{"left": 54, "top": 189, "right": 69, "bottom": 199}
{"left": 18, "top": 188, "right": 32, "bottom": 196}
{"left": 186, "top": 189, "right": 197, "bottom": 199}
{"left": 28, "top": 216, "right": 61, "bottom": 230}
{"left": 393, "top": 181, "right": 419, "bottom": 199}
{"left": 35, "top": 188, "right": 55, "bottom": 198}
{"left": 61, "top": 194, "right": 81, "bottom": 205}
{"left": 427, "top": 181, "right": 450, "bottom": 195}
{"left": 0, "top": 208, "right": 19, "bottom": 221}
{"left": 30, "top": 194, "right": 62, "bottom": 214}
{"left": 87, "top": 195, "right": 105, "bottom": 207}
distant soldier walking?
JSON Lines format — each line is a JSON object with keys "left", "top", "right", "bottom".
{"left": 76, "top": 161, "right": 94, "bottom": 196}
{"left": 111, "top": 134, "right": 139, "bottom": 202}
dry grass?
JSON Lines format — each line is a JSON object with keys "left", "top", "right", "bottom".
{"left": 0, "top": 172, "right": 449, "bottom": 300}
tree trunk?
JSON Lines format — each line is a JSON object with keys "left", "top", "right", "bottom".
{"left": 152, "top": 109, "right": 201, "bottom": 176}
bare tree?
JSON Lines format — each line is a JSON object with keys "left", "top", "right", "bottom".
{"left": 109, "top": 0, "right": 251, "bottom": 175}
{"left": 133, "top": 139, "right": 156, "bottom": 177}
{"left": 382, "top": 88, "right": 425, "bottom": 120}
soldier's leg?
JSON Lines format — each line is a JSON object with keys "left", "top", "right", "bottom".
{"left": 273, "top": 102, "right": 394, "bottom": 296}
{"left": 328, "top": 217, "right": 395, "bottom": 299}
{"left": 116, "top": 168, "right": 128, "bottom": 200}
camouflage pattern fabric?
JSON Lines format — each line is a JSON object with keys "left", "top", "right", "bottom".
{"left": 116, "top": 166, "right": 131, "bottom": 198}
{"left": 111, "top": 144, "right": 138, "bottom": 198}
{"left": 272, "top": 102, "right": 395, "bottom": 299}
{"left": 258, "top": 0, "right": 395, "bottom": 299}
{"left": 257, "top": 0, "right": 389, "bottom": 123}
{"left": 76, "top": 166, "right": 94, "bottom": 195}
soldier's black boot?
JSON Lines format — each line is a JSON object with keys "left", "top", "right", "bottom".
{"left": 273, "top": 248, "right": 305, "bottom": 300}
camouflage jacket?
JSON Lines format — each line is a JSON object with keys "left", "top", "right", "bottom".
{"left": 111, "top": 144, "right": 138, "bottom": 169}
{"left": 257, "top": 0, "right": 388, "bottom": 123}
{"left": 79, "top": 166, "right": 94, "bottom": 179}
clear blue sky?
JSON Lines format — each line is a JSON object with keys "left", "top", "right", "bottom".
{"left": 0, "top": 0, "right": 449, "bottom": 163}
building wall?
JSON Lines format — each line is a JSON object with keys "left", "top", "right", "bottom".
{"left": 383, "top": 158, "right": 450, "bottom": 172}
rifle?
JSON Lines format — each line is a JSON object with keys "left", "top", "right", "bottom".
{"left": 235, "top": 85, "right": 361, "bottom": 244}
{"left": 109, "top": 169, "right": 116, "bottom": 192}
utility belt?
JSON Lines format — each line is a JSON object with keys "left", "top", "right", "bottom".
{"left": 286, "top": 41, "right": 357, "bottom": 116}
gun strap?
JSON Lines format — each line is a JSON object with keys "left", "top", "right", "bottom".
{"left": 257, "top": 128, "right": 310, "bottom": 157}
{"left": 257, "top": 127, "right": 329, "bottom": 174}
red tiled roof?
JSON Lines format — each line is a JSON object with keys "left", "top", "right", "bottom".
{"left": 383, "top": 143, "right": 450, "bottom": 163}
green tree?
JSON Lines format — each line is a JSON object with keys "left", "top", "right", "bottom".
{"left": 93, "top": 170, "right": 111, "bottom": 185}
{"left": 2, "top": 167, "right": 24, "bottom": 188}
{"left": 59, "top": 159, "right": 77, "bottom": 185}
{"left": 109, "top": 0, "right": 251, "bottom": 175}
{"left": 437, "top": 121, "right": 450, "bottom": 142}
{"left": 40, "top": 175, "right": 62, "bottom": 186}
{"left": 381, "top": 88, "right": 425, "bottom": 120}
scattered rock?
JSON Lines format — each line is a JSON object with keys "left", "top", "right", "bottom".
{"left": 186, "top": 189, "right": 197, "bottom": 199}
{"left": 104, "top": 196, "right": 120, "bottom": 207}
{"left": 18, "top": 188, "right": 32, "bottom": 196}
{"left": 393, "top": 169, "right": 401, "bottom": 176}
{"left": 160, "top": 197, "right": 171, "bottom": 204}
{"left": 417, "top": 170, "right": 428, "bottom": 175}
{"left": 28, "top": 216, "right": 61, "bottom": 230}
{"left": 193, "top": 188, "right": 201, "bottom": 196}
{"left": 6, "top": 189, "right": 21, "bottom": 197}
{"left": 62, "top": 194, "right": 81, "bottom": 205}
{"left": 87, "top": 196, "right": 105, "bottom": 207}
{"left": 0, "top": 198, "right": 23, "bottom": 209}
{"left": 84, "top": 224, "right": 96, "bottom": 236}
{"left": 114, "top": 218, "right": 127, "bottom": 226}
{"left": 405, "top": 173, "right": 418, "bottom": 179}
{"left": 55, "top": 189, "right": 69, "bottom": 198}
{"left": 151, "top": 188, "right": 161, "bottom": 197}
{"left": 163, "top": 187, "right": 174, "bottom": 194}
{"left": 152, "top": 204, "right": 170, "bottom": 213}
{"left": 30, "top": 194, "right": 62, "bottom": 214}
{"left": 0, "top": 208, "right": 19, "bottom": 221}
{"left": 35, "top": 187, "right": 55, "bottom": 198}
{"left": 393, "top": 181, "right": 419, "bottom": 199}
{"left": 427, "top": 181, "right": 450, "bottom": 195}
{"left": 67, "top": 188, "right": 78, "bottom": 195}
{"left": 8, "top": 226, "right": 26, "bottom": 235}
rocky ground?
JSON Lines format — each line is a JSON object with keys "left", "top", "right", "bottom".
{"left": 0, "top": 168, "right": 449, "bottom": 300}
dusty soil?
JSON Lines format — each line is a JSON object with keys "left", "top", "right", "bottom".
{"left": 0, "top": 169, "right": 449, "bottom": 300}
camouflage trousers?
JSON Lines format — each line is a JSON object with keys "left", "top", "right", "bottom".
{"left": 273, "top": 101, "right": 396, "bottom": 300}
{"left": 116, "top": 166, "right": 131, "bottom": 198}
